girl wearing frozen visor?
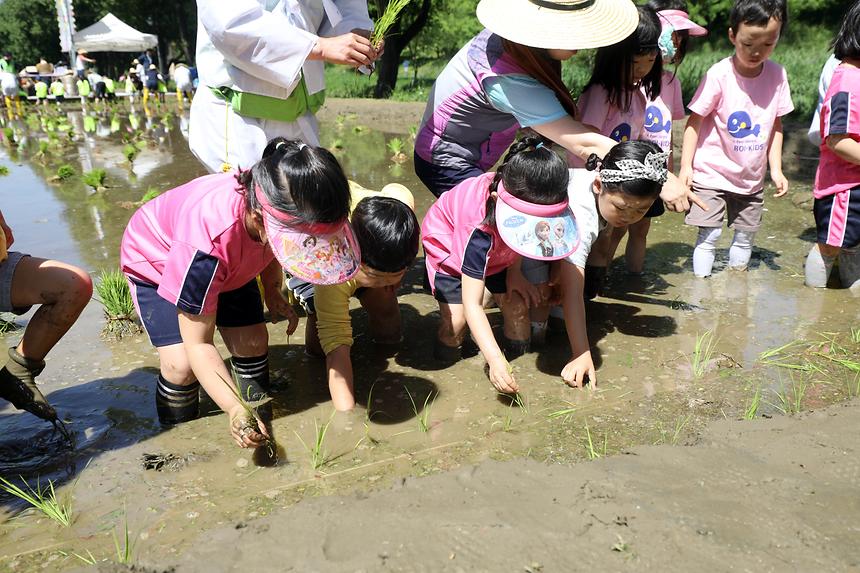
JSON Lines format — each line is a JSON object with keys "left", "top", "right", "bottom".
{"left": 120, "top": 138, "right": 358, "bottom": 451}
{"left": 422, "top": 137, "right": 578, "bottom": 394}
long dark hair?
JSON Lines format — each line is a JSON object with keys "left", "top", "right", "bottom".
{"left": 586, "top": 140, "right": 665, "bottom": 199}
{"left": 647, "top": 0, "right": 692, "bottom": 68}
{"left": 236, "top": 137, "right": 351, "bottom": 225}
{"left": 585, "top": 5, "right": 663, "bottom": 111}
{"left": 832, "top": 0, "right": 860, "bottom": 60}
{"left": 502, "top": 40, "right": 577, "bottom": 118}
{"left": 482, "top": 136, "right": 569, "bottom": 227}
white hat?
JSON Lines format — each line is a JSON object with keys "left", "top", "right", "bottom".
{"left": 476, "top": 0, "right": 640, "bottom": 50}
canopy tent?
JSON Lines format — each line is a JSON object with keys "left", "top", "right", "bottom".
{"left": 72, "top": 13, "right": 158, "bottom": 53}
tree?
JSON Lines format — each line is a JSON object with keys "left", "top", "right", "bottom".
{"left": 372, "top": 0, "right": 432, "bottom": 98}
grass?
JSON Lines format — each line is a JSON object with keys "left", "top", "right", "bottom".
{"left": 371, "top": 0, "right": 412, "bottom": 48}
{"left": 690, "top": 330, "right": 718, "bottom": 378}
{"left": 94, "top": 270, "right": 134, "bottom": 320}
{"left": 55, "top": 164, "right": 75, "bottom": 181}
{"left": 766, "top": 374, "right": 808, "bottom": 416}
{"left": 405, "top": 387, "right": 435, "bottom": 433}
{"left": 547, "top": 402, "right": 576, "bottom": 424}
{"left": 0, "top": 476, "right": 73, "bottom": 527}
{"left": 112, "top": 512, "right": 134, "bottom": 565}
{"left": 82, "top": 168, "right": 106, "bottom": 190}
{"left": 583, "top": 423, "right": 607, "bottom": 460}
{"left": 295, "top": 416, "right": 333, "bottom": 470}
{"left": 745, "top": 386, "right": 762, "bottom": 420}
{"left": 122, "top": 143, "right": 138, "bottom": 163}
{"left": 656, "top": 414, "right": 691, "bottom": 445}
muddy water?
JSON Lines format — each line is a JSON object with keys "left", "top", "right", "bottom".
{"left": 0, "top": 101, "right": 857, "bottom": 570}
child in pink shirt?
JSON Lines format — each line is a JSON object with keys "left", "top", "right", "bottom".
{"left": 576, "top": 5, "right": 663, "bottom": 289}
{"left": 680, "top": 0, "right": 793, "bottom": 278}
{"left": 804, "top": 1, "right": 860, "bottom": 290}
{"left": 422, "top": 137, "right": 581, "bottom": 394}
{"left": 121, "top": 138, "right": 359, "bottom": 454}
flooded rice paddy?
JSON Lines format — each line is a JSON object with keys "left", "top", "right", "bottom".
{"left": 0, "top": 99, "right": 857, "bottom": 571}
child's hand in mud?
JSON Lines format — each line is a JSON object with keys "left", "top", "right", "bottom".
{"left": 561, "top": 351, "right": 596, "bottom": 389}
{"left": 488, "top": 356, "right": 519, "bottom": 394}
{"left": 771, "top": 170, "right": 789, "bottom": 197}
{"left": 264, "top": 289, "right": 299, "bottom": 335}
{"left": 229, "top": 407, "right": 270, "bottom": 449}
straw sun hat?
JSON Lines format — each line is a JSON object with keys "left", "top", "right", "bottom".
{"left": 477, "top": 0, "right": 639, "bottom": 50}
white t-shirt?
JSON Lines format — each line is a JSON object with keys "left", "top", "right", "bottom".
{"left": 565, "top": 169, "right": 604, "bottom": 269}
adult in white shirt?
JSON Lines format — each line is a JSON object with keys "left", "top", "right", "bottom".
{"left": 190, "top": 0, "right": 379, "bottom": 173}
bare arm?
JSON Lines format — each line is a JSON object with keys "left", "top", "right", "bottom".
{"left": 532, "top": 116, "right": 616, "bottom": 163}
{"left": 559, "top": 262, "right": 595, "bottom": 388}
{"left": 462, "top": 275, "right": 517, "bottom": 393}
{"left": 325, "top": 345, "right": 355, "bottom": 411}
{"left": 177, "top": 311, "right": 268, "bottom": 447}
{"left": 768, "top": 116, "right": 788, "bottom": 197}
{"left": 826, "top": 134, "right": 860, "bottom": 166}
{"left": 259, "top": 258, "right": 299, "bottom": 329}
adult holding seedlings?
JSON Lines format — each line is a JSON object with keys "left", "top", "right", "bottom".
{"left": 190, "top": 0, "right": 382, "bottom": 173}
{"left": 413, "top": 0, "right": 701, "bottom": 215}
{"left": 120, "top": 138, "right": 361, "bottom": 449}
{"left": 0, "top": 209, "right": 93, "bottom": 425}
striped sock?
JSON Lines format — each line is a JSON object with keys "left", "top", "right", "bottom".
{"left": 155, "top": 375, "right": 199, "bottom": 425}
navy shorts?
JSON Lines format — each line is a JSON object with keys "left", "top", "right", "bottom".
{"left": 814, "top": 185, "right": 860, "bottom": 249}
{"left": 131, "top": 278, "right": 265, "bottom": 347}
{"left": 413, "top": 152, "right": 483, "bottom": 198}
{"left": 432, "top": 270, "right": 507, "bottom": 304}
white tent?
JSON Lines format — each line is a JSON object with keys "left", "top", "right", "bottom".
{"left": 73, "top": 13, "right": 158, "bottom": 53}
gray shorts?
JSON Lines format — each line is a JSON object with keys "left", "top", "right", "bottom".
{"left": 685, "top": 186, "right": 765, "bottom": 232}
{"left": 0, "top": 252, "right": 32, "bottom": 315}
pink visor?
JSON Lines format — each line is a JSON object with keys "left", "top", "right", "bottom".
{"left": 256, "top": 186, "right": 360, "bottom": 285}
{"left": 658, "top": 10, "right": 707, "bottom": 37}
{"left": 495, "top": 182, "right": 579, "bottom": 262}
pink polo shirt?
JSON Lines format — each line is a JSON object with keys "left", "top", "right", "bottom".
{"left": 421, "top": 172, "right": 518, "bottom": 288}
{"left": 814, "top": 63, "right": 860, "bottom": 199}
{"left": 641, "top": 71, "right": 686, "bottom": 153}
{"left": 572, "top": 83, "right": 647, "bottom": 167}
{"left": 688, "top": 57, "right": 793, "bottom": 195}
{"left": 120, "top": 172, "right": 274, "bottom": 315}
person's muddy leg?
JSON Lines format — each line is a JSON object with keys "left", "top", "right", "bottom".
{"left": 10, "top": 256, "right": 92, "bottom": 361}
{"left": 804, "top": 243, "right": 839, "bottom": 288}
{"left": 155, "top": 343, "right": 200, "bottom": 424}
{"left": 838, "top": 246, "right": 860, "bottom": 290}
{"left": 221, "top": 323, "right": 270, "bottom": 395}
{"left": 436, "top": 302, "right": 466, "bottom": 361}
{"left": 625, "top": 218, "right": 651, "bottom": 274}
{"left": 304, "top": 313, "right": 324, "bottom": 357}
{"left": 495, "top": 292, "right": 530, "bottom": 360}
{"left": 359, "top": 286, "right": 402, "bottom": 345}
{"left": 606, "top": 225, "right": 628, "bottom": 270}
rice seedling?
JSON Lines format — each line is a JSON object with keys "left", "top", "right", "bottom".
{"left": 0, "top": 165, "right": 8, "bottom": 176}
{"left": 583, "top": 423, "right": 607, "bottom": 460}
{"left": 846, "top": 373, "right": 860, "bottom": 398}
{"left": 757, "top": 339, "right": 816, "bottom": 371}
{"left": 547, "top": 401, "right": 576, "bottom": 424}
{"left": 670, "top": 415, "right": 690, "bottom": 445}
{"left": 94, "top": 269, "right": 139, "bottom": 339}
{"left": 112, "top": 513, "right": 134, "bottom": 565}
{"left": 689, "top": 330, "right": 718, "bottom": 378}
{"left": 55, "top": 164, "right": 75, "bottom": 181}
{"left": 294, "top": 415, "right": 333, "bottom": 470}
{"left": 744, "top": 386, "right": 762, "bottom": 420}
{"left": 59, "top": 549, "right": 97, "bottom": 565}
{"left": 2, "top": 126, "right": 14, "bottom": 145}
{"left": 82, "top": 168, "right": 107, "bottom": 191}
{"left": 766, "top": 374, "right": 808, "bottom": 416}
{"left": 851, "top": 327, "right": 860, "bottom": 344}
{"left": 0, "top": 476, "right": 73, "bottom": 527}
{"left": 387, "top": 136, "right": 406, "bottom": 158}
{"left": 122, "top": 143, "right": 138, "bottom": 163}
{"left": 0, "top": 315, "right": 19, "bottom": 333}
{"left": 329, "top": 138, "right": 344, "bottom": 150}
{"left": 370, "top": 0, "right": 412, "bottom": 48}
{"left": 217, "top": 372, "right": 277, "bottom": 466}
{"left": 140, "top": 187, "right": 162, "bottom": 203}
{"left": 34, "top": 140, "right": 51, "bottom": 163}
{"left": 405, "top": 387, "right": 435, "bottom": 432}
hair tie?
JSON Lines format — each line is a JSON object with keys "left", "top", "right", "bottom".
{"left": 534, "top": 142, "right": 545, "bottom": 150}
{"left": 275, "top": 141, "right": 287, "bottom": 152}
{"left": 599, "top": 151, "right": 669, "bottom": 185}
{"left": 297, "top": 142, "right": 308, "bottom": 151}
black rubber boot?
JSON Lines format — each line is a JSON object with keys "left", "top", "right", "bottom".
{"left": 433, "top": 338, "right": 461, "bottom": 364}
{"left": 232, "top": 355, "right": 277, "bottom": 467}
{"left": 155, "top": 375, "right": 200, "bottom": 425}
{"left": 503, "top": 338, "right": 530, "bottom": 361}
{"left": 0, "top": 347, "right": 56, "bottom": 421}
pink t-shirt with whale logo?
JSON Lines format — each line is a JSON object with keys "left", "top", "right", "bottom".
{"left": 688, "top": 57, "right": 793, "bottom": 195}
{"left": 641, "top": 71, "right": 685, "bottom": 153}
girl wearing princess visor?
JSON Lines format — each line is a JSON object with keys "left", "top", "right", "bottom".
{"left": 121, "top": 138, "right": 359, "bottom": 451}
{"left": 191, "top": 0, "right": 381, "bottom": 173}
{"left": 520, "top": 141, "right": 667, "bottom": 386}
{"left": 414, "top": 0, "right": 703, "bottom": 215}
{"left": 422, "top": 137, "right": 579, "bottom": 394}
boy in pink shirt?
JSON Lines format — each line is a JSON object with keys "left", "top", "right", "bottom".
{"left": 680, "top": 0, "right": 793, "bottom": 277}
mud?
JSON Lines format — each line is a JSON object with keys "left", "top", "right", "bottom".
{"left": 0, "top": 99, "right": 857, "bottom": 571}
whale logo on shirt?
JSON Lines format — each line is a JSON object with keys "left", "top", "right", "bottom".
{"left": 609, "top": 123, "right": 632, "bottom": 142}
{"left": 727, "top": 111, "right": 760, "bottom": 138}
{"left": 644, "top": 106, "right": 671, "bottom": 133}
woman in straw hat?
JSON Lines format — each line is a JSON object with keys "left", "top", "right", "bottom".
{"left": 414, "top": 0, "right": 702, "bottom": 213}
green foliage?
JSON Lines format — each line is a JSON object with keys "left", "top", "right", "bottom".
{"left": 95, "top": 269, "right": 134, "bottom": 320}
{"left": 140, "top": 187, "right": 162, "bottom": 203}
{"left": 122, "top": 144, "right": 138, "bottom": 163}
{"left": 0, "top": 475, "right": 73, "bottom": 527}
{"left": 56, "top": 164, "right": 75, "bottom": 181}
{"left": 371, "top": 0, "right": 412, "bottom": 48}
{"left": 82, "top": 168, "right": 106, "bottom": 190}
{"left": 0, "top": 165, "right": 9, "bottom": 176}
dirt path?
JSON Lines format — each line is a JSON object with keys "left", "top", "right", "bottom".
{"left": 163, "top": 400, "right": 859, "bottom": 572}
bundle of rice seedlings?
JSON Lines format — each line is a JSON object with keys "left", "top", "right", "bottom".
{"left": 82, "top": 168, "right": 107, "bottom": 192}
{"left": 370, "top": 0, "right": 412, "bottom": 48}
{"left": 94, "top": 269, "right": 140, "bottom": 339}
{"left": 0, "top": 476, "right": 73, "bottom": 527}
{"left": 218, "top": 373, "right": 278, "bottom": 467}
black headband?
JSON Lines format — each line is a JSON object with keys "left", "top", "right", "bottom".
{"left": 528, "top": 0, "right": 596, "bottom": 11}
